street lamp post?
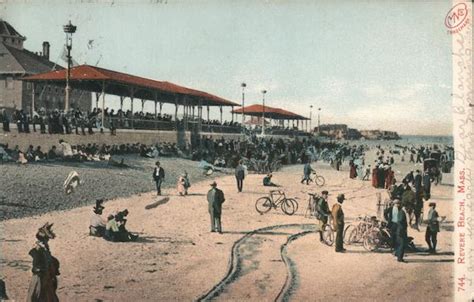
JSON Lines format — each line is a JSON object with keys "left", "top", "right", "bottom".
{"left": 63, "top": 20, "right": 77, "bottom": 112}
{"left": 261, "top": 90, "right": 267, "bottom": 136}
{"left": 318, "top": 107, "right": 321, "bottom": 134}
{"left": 309, "top": 105, "right": 313, "bottom": 133}
{"left": 241, "top": 82, "right": 246, "bottom": 131}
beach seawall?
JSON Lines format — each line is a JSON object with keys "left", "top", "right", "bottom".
{"left": 0, "top": 128, "right": 249, "bottom": 150}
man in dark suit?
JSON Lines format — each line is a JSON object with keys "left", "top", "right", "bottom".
{"left": 394, "top": 200, "right": 408, "bottom": 262}
{"left": 301, "top": 161, "right": 313, "bottom": 185}
{"left": 235, "top": 160, "right": 245, "bottom": 193}
{"left": 316, "top": 190, "right": 331, "bottom": 242}
{"left": 403, "top": 171, "right": 414, "bottom": 185}
{"left": 331, "top": 194, "right": 345, "bottom": 252}
{"left": 207, "top": 181, "right": 225, "bottom": 233}
{"left": 152, "top": 161, "right": 165, "bottom": 195}
{"left": 422, "top": 169, "right": 432, "bottom": 200}
{"left": 413, "top": 169, "right": 423, "bottom": 227}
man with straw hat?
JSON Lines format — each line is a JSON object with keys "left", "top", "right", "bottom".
{"left": 331, "top": 194, "right": 346, "bottom": 252}
{"left": 207, "top": 181, "right": 226, "bottom": 233}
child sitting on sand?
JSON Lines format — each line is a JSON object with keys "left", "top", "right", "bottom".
{"left": 263, "top": 173, "right": 278, "bottom": 187}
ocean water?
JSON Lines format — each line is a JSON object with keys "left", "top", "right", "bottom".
{"left": 397, "top": 135, "right": 453, "bottom": 146}
{"left": 332, "top": 135, "right": 454, "bottom": 147}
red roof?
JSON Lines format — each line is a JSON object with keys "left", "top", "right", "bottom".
{"left": 233, "top": 104, "right": 308, "bottom": 120}
{"left": 22, "top": 65, "right": 238, "bottom": 107}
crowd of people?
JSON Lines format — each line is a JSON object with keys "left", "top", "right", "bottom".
{"left": 0, "top": 107, "right": 246, "bottom": 135}
{"left": 19, "top": 136, "right": 451, "bottom": 301}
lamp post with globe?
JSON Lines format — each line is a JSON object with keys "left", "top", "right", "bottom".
{"left": 63, "top": 20, "right": 77, "bottom": 112}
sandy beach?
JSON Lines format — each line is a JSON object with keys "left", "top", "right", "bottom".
{"left": 0, "top": 155, "right": 221, "bottom": 220}
{"left": 0, "top": 146, "right": 454, "bottom": 301}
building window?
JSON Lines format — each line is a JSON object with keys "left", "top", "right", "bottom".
{"left": 6, "top": 77, "right": 14, "bottom": 89}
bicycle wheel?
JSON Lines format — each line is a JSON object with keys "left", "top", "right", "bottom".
{"left": 380, "top": 228, "right": 392, "bottom": 249}
{"left": 315, "top": 175, "right": 325, "bottom": 187}
{"left": 281, "top": 198, "right": 297, "bottom": 215}
{"left": 255, "top": 197, "right": 272, "bottom": 214}
{"left": 343, "top": 225, "right": 355, "bottom": 245}
{"left": 348, "top": 227, "right": 360, "bottom": 244}
{"left": 287, "top": 198, "right": 299, "bottom": 213}
{"left": 363, "top": 228, "right": 380, "bottom": 252}
{"left": 322, "top": 225, "right": 334, "bottom": 246}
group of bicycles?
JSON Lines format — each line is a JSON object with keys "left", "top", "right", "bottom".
{"left": 254, "top": 171, "right": 326, "bottom": 216}
{"left": 313, "top": 213, "right": 394, "bottom": 251}
{"left": 343, "top": 215, "right": 392, "bottom": 251}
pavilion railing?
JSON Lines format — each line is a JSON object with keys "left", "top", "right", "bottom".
{"left": 2, "top": 116, "right": 309, "bottom": 136}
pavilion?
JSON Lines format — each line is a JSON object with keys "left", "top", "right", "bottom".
{"left": 21, "top": 64, "right": 240, "bottom": 132}
{"left": 232, "top": 104, "right": 310, "bottom": 134}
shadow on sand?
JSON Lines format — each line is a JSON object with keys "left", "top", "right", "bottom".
{"left": 406, "top": 259, "right": 454, "bottom": 263}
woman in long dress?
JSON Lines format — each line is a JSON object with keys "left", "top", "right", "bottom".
{"left": 27, "top": 222, "right": 60, "bottom": 302}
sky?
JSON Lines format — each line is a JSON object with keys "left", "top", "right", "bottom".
{"left": 1, "top": 0, "right": 454, "bottom": 135}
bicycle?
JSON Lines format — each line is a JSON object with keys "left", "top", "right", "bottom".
{"left": 255, "top": 190, "right": 299, "bottom": 215}
{"left": 304, "top": 192, "right": 319, "bottom": 218}
{"left": 321, "top": 215, "right": 335, "bottom": 246}
{"left": 363, "top": 220, "right": 392, "bottom": 252}
{"left": 343, "top": 215, "right": 376, "bottom": 245}
{"left": 311, "top": 171, "right": 326, "bottom": 187}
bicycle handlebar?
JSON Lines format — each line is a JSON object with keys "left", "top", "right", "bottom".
{"left": 269, "top": 190, "right": 283, "bottom": 194}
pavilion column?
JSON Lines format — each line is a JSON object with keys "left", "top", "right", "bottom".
{"left": 220, "top": 106, "right": 223, "bottom": 124}
{"left": 192, "top": 106, "right": 195, "bottom": 119}
{"left": 120, "top": 96, "right": 124, "bottom": 111}
{"left": 231, "top": 106, "right": 234, "bottom": 123}
{"left": 101, "top": 81, "right": 106, "bottom": 130}
{"left": 31, "top": 83, "right": 35, "bottom": 116}
{"left": 141, "top": 99, "right": 145, "bottom": 112}
{"left": 159, "top": 102, "right": 163, "bottom": 114}
{"left": 152, "top": 92, "right": 158, "bottom": 129}
{"left": 174, "top": 95, "right": 179, "bottom": 124}
{"left": 130, "top": 88, "right": 135, "bottom": 129}
{"left": 95, "top": 92, "right": 100, "bottom": 110}
{"left": 198, "top": 99, "right": 203, "bottom": 133}
{"left": 207, "top": 105, "right": 210, "bottom": 122}
{"left": 183, "top": 97, "right": 187, "bottom": 130}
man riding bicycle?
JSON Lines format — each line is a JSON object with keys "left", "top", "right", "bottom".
{"left": 315, "top": 190, "right": 331, "bottom": 242}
